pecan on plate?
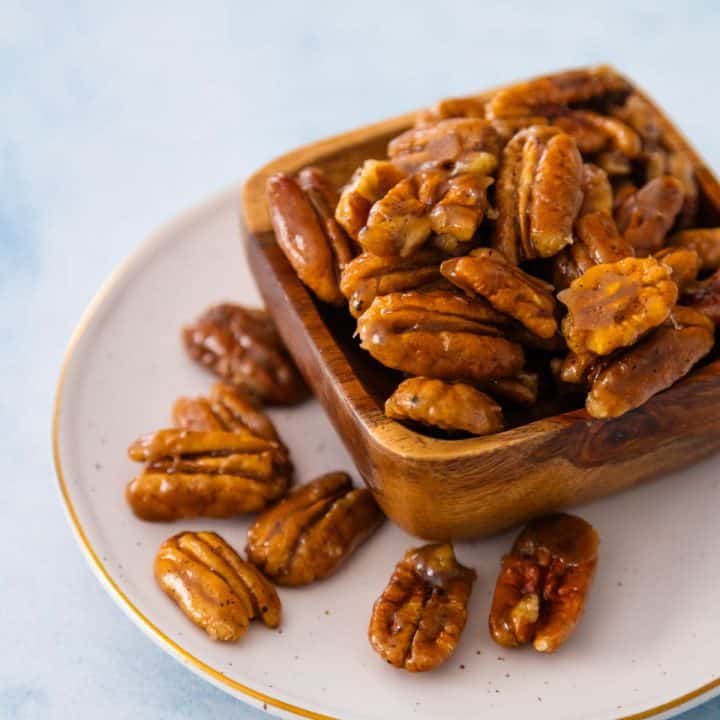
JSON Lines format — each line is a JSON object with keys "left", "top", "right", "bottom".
{"left": 173, "top": 382, "right": 292, "bottom": 480}
{"left": 155, "top": 531, "right": 281, "bottom": 641}
{"left": 340, "top": 248, "right": 446, "bottom": 318}
{"left": 126, "top": 429, "right": 287, "bottom": 521}
{"left": 683, "top": 268, "right": 720, "bottom": 326}
{"left": 335, "top": 160, "right": 407, "bottom": 240}
{"left": 669, "top": 228, "right": 720, "bottom": 272}
{"left": 415, "top": 95, "right": 487, "bottom": 126}
{"left": 183, "top": 303, "right": 308, "bottom": 406}
{"left": 246, "top": 472, "right": 383, "bottom": 586}
{"left": 441, "top": 248, "right": 558, "bottom": 339}
{"left": 654, "top": 247, "right": 700, "bottom": 292}
{"left": 489, "top": 514, "right": 599, "bottom": 653}
{"left": 356, "top": 289, "right": 524, "bottom": 382}
{"left": 586, "top": 307, "right": 714, "bottom": 418}
{"left": 579, "top": 163, "right": 613, "bottom": 216}
{"left": 614, "top": 175, "right": 685, "bottom": 256}
{"left": 266, "top": 168, "right": 352, "bottom": 305}
{"left": 558, "top": 256, "right": 678, "bottom": 356}
{"left": 369, "top": 543, "right": 476, "bottom": 672}
{"left": 385, "top": 377, "right": 504, "bottom": 435}
{"left": 493, "top": 125, "right": 584, "bottom": 263}
{"left": 388, "top": 118, "right": 501, "bottom": 174}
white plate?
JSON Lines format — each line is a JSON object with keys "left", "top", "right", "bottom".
{"left": 54, "top": 185, "right": 720, "bottom": 720}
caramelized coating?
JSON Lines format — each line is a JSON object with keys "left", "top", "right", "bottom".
{"left": 415, "top": 95, "right": 487, "bottom": 126}
{"left": 388, "top": 118, "right": 500, "bottom": 173}
{"left": 369, "top": 544, "right": 476, "bottom": 672}
{"left": 553, "top": 110, "right": 641, "bottom": 157}
{"left": 357, "top": 290, "right": 524, "bottom": 382}
{"left": 615, "top": 176, "right": 685, "bottom": 256}
{"left": 612, "top": 94, "right": 661, "bottom": 145}
{"left": 586, "top": 307, "right": 714, "bottom": 418}
{"left": 155, "top": 531, "right": 281, "bottom": 641}
{"left": 684, "top": 268, "right": 720, "bottom": 326}
{"left": 558, "top": 256, "right": 677, "bottom": 356}
{"left": 246, "top": 472, "right": 383, "bottom": 586}
{"left": 183, "top": 303, "right": 308, "bottom": 406}
{"left": 441, "top": 248, "right": 558, "bottom": 339}
{"left": 385, "top": 377, "right": 504, "bottom": 435}
{"left": 555, "top": 351, "right": 598, "bottom": 385}
{"left": 126, "top": 429, "right": 287, "bottom": 520}
{"left": 579, "top": 163, "right": 613, "bottom": 216}
{"left": 489, "top": 514, "right": 599, "bottom": 653}
{"left": 335, "top": 160, "right": 406, "bottom": 240}
{"left": 654, "top": 247, "right": 701, "bottom": 292}
{"left": 481, "top": 371, "right": 539, "bottom": 407}
{"left": 340, "top": 248, "right": 446, "bottom": 318}
{"left": 669, "top": 228, "right": 720, "bottom": 272}
{"left": 493, "top": 126, "right": 583, "bottom": 263}
{"left": 644, "top": 149, "right": 698, "bottom": 229}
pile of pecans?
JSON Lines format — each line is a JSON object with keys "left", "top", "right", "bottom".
{"left": 265, "top": 66, "right": 720, "bottom": 435}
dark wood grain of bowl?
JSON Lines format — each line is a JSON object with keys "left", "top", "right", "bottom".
{"left": 241, "top": 68, "right": 720, "bottom": 540}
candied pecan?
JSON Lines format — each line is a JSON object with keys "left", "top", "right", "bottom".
{"left": 356, "top": 289, "right": 524, "bottom": 382}
{"left": 555, "top": 351, "right": 598, "bottom": 385}
{"left": 493, "top": 126, "right": 583, "bottom": 263}
{"left": 335, "top": 160, "right": 406, "bottom": 240}
{"left": 155, "top": 531, "right": 281, "bottom": 641}
{"left": 266, "top": 171, "right": 349, "bottom": 304}
{"left": 586, "top": 307, "right": 714, "bottom": 418}
{"left": 614, "top": 176, "right": 685, "bottom": 256}
{"left": 579, "top": 164, "right": 613, "bottom": 216}
{"left": 481, "top": 370, "right": 539, "bottom": 407}
{"left": 684, "top": 268, "right": 720, "bottom": 325}
{"left": 388, "top": 118, "right": 500, "bottom": 174}
{"left": 183, "top": 303, "right": 308, "bottom": 405}
{"left": 655, "top": 247, "right": 700, "bottom": 292}
{"left": 558, "top": 256, "right": 678, "bottom": 356}
{"left": 369, "top": 544, "right": 476, "bottom": 672}
{"left": 487, "top": 66, "right": 631, "bottom": 136}
{"left": 415, "top": 95, "right": 487, "bottom": 126}
{"left": 385, "top": 377, "right": 504, "bottom": 435}
{"left": 246, "top": 472, "right": 383, "bottom": 586}
{"left": 553, "top": 110, "right": 641, "bottom": 157}
{"left": 669, "top": 228, "right": 720, "bottom": 272}
{"left": 126, "top": 429, "right": 287, "bottom": 521}
{"left": 441, "top": 248, "right": 558, "bottom": 339}
{"left": 642, "top": 148, "right": 698, "bottom": 229}
{"left": 489, "top": 514, "right": 599, "bottom": 653}
{"left": 595, "top": 150, "right": 632, "bottom": 177}
{"left": 612, "top": 94, "right": 662, "bottom": 145}
{"left": 340, "top": 248, "right": 446, "bottom": 318}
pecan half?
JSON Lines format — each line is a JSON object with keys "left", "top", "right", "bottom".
{"left": 266, "top": 169, "right": 351, "bottom": 305}
{"left": 579, "top": 163, "right": 613, "bottom": 216}
{"left": 553, "top": 110, "right": 641, "bottom": 157}
{"left": 335, "top": 160, "right": 406, "bottom": 240}
{"left": 586, "top": 307, "right": 714, "bottom": 418}
{"left": 554, "top": 350, "right": 598, "bottom": 386}
{"left": 558, "top": 256, "right": 678, "bottom": 356}
{"left": 415, "top": 95, "right": 487, "bottom": 126}
{"left": 654, "top": 247, "right": 700, "bottom": 292}
{"left": 493, "top": 126, "right": 583, "bottom": 263}
{"left": 385, "top": 377, "right": 504, "bottom": 435}
{"left": 246, "top": 472, "right": 383, "bottom": 586}
{"left": 388, "top": 118, "right": 500, "bottom": 174}
{"left": 614, "top": 176, "right": 685, "bottom": 256}
{"left": 489, "top": 514, "right": 599, "bottom": 653}
{"left": 684, "top": 268, "right": 720, "bottom": 325}
{"left": 356, "top": 289, "right": 524, "bottom": 382}
{"left": 481, "top": 370, "right": 539, "bottom": 407}
{"left": 182, "top": 303, "right": 308, "bottom": 406}
{"left": 155, "top": 531, "right": 281, "bottom": 641}
{"left": 369, "top": 543, "right": 476, "bottom": 672}
{"left": 669, "top": 228, "right": 720, "bottom": 272}
{"left": 441, "top": 248, "right": 558, "bottom": 339}
{"left": 126, "top": 429, "right": 287, "bottom": 520}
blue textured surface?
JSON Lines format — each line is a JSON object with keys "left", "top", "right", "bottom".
{"left": 2, "top": 1, "right": 719, "bottom": 718}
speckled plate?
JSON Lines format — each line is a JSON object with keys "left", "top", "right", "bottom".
{"left": 53, "top": 185, "right": 720, "bottom": 720}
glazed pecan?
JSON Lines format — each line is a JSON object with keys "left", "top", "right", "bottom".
{"left": 614, "top": 176, "right": 685, "bottom": 256}
{"left": 654, "top": 247, "right": 700, "bottom": 292}
{"left": 415, "top": 95, "right": 487, "bottom": 126}
{"left": 356, "top": 289, "right": 524, "bottom": 382}
{"left": 493, "top": 126, "right": 584, "bottom": 263}
{"left": 669, "top": 228, "right": 720, "bottom": 272}
{"left": 155, "top": 531, "right": 281, "bottom": 641}
{"left": 441, "top": 248, "right": 558, "bottom": 339}
{"left": 335, "top": 160, "right": 406, "bottom": 240}
{"left": 388, "top": 118, "right": 501, "bottom": 174}
{"left": 385, "top": 377, "right": 504, "bottom": 435}
{"left": 340, "top": 248, "right": 446, "bottom": 318}
{"left": 611, "top": 94, "right": 662, "bottom": 146}
{"left": 266, "top": 170, "right": 351, "bottom": 305}
{"left": 552, "top": 110, "right": 641, "bottom": 157}
{"left": 246, "top": 472, "right": 383, "bottom": 586}
{"left": 489, "top": 514, "right": 599, "bottom": 653}
{"left": 554, "top": 351, "right": 598, "bottom": 386}
{"left": 183, "top": 303, "right": 308, "bottom": 405}
{"left": 126, "top": 429, "right": 287, "bottom": 520}
{"left": 481, "top": 370, "right": 539, "bottom": 407}
{"left": 579, "top": 163, "right": 613, "bottom": 216}
{"left": 369, "top": 544, "right": 476, "bottom": 672}
{"left": 586, "top": 307, "right": 714, "bottom": 418}
{"left": 558, "top": 256, "right": 678, "bottom": 356}
{"left": 684, "top": 268, "right": 720, "bottom": 325}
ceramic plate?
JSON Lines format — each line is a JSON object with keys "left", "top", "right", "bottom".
{"left": 54, "top": 185, "right": 720, "bottom": 720}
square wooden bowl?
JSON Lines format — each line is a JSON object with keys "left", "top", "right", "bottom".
{"left": 240, "top": 68, "right": 720, "bottom": 541}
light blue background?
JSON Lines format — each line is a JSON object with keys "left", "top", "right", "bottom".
{"left": 2, "top": 1, "right": 719, "bottom": 718}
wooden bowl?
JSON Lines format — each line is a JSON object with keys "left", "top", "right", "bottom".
{"left": 240, "top": 68, "right": 720, "bottom": 541}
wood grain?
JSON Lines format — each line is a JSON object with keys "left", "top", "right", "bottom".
{"left": 241, "top": 67, "right": 720, "bottom": 540}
